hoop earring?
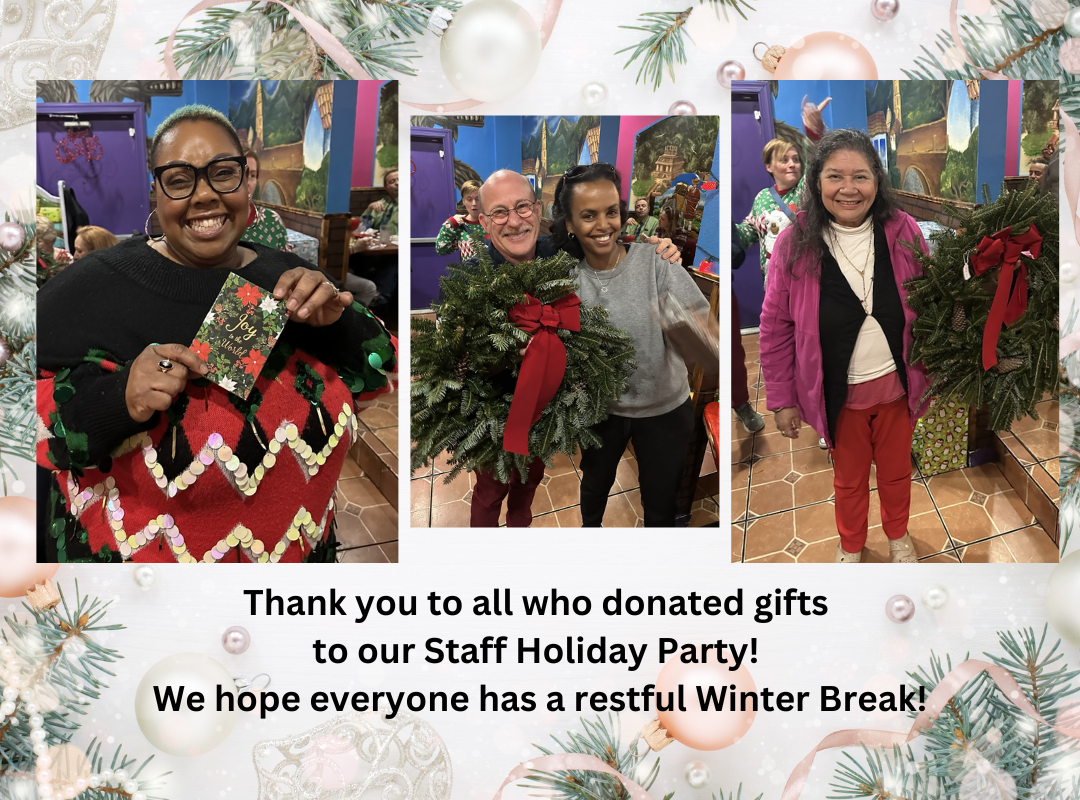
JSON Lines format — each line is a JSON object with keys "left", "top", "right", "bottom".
{"left": 144, "top": 210, "right": 165, "bottom": 242}
{"left": 568, "top": 232, "right": 575, "bottom": 239}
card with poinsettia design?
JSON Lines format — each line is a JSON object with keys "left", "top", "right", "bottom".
{"left": 190, "top": 273, "right": 289, "bottom": 399}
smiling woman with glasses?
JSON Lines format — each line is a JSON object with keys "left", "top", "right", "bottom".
{"left": 36, "top": 104, "right": 398, "bottom": 564}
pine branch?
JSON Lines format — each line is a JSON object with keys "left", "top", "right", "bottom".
{"left": 902, "top": 0, "right": 1080, "bottom": 124}
{"left": 158, "top": 1, "right": 425, "bottom": 79}
{"left": 521, "top": 714, "right": 662, "bottom": 800}
{"left": 616, "top": 9, "right": 693, "bottom": 90}
{"left": 699, "top": 0, "right": 754, "bottom": 20}
{"left": 0, "top": 582, "right": 170, "bottom": 797}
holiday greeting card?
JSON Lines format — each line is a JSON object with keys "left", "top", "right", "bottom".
{"left": 190, "top": 273, "right": 289, "bottom": 400}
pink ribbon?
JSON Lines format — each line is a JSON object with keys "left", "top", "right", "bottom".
{"left": 780, "top": 657, "right": 1080, "bottom": 800}
{"left": 163, "top": 0, "right": 372, "bottom": 80}
{"left": 405, "top": 0, "right": 563, "bottom": 111}
{"left": 492, "top": 754, "right": 654, "bottom": 800}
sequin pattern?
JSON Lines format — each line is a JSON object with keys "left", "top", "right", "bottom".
{"left": 64, "top": 403, "right": 358, "bottom": 562}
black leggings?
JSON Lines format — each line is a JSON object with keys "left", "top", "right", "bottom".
{"left": 579, "top": 398, "right": 695, "bottom": 527}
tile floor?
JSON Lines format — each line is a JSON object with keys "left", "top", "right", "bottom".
{"left": 413, "top": 447, "right": 720, "bottom": 528}
{"left": 733, "top": 332, "right": 1059, "bottom": 564}
{"left": 334, "top": 392, "right": 399, "bottom": 563}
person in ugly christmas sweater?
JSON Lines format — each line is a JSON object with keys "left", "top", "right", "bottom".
{"left": 36, "top": 105, "right": 398, "bottom": 564}
{"left": 434, "top": 179, "right": 486, "bottom": 260}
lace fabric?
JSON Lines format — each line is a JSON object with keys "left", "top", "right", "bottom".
{"left": 0, "top": 0, "right": 116, "bottom": 130}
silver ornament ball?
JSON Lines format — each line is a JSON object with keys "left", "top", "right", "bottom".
{"left": 0, "top": 221, "right": 26, "bottom": 253}
{"left": 920, "top": 584, "right": 948, "bottom": 610}
{"left": 684, "top": 760, "right": 711, "bottom": 788}
{"left": 1066, "top": 5, "right": 1080, "bottom": 37}
{"left": 668, "top": 100, "right": 697, "bottom": 116}
{"left": 717, "top": 59, "right": 745, "bottom": 89}
{"left": 886, "top": 594, "right": 915, "bottom": 623}
{"left": 870, "top": 0, "right": 900, "bottom": 21}
{"left": 440, "top": 0, "right": 542, "bottom": 102}
{"left": 581, "top": 81, "right": 608, "bottom": 108}
{"left": 132, "top": 565, "right": 157, "bottom": 591}
{"left": 222, "top": 625, "right": 251, "bottom": 655}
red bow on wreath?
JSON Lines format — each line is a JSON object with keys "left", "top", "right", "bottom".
{"left": 970, "top": 224, "right": 1042, "bottom": 371}
{"left": 503, "top": 293, "right": 581, "bottom": 455}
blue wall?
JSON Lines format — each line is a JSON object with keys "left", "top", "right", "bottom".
{"left": 773, "top": 80, "right": 868, "bottom": 135}
{"left": 598, "top": 116, "right": 620, "bottom": 165}
{"left": 451, "top": 118, "right": 523, "bottom": 190}
{"left": 977, "top": 81, "right": 1008, "bottom": 203}
{"left": 325, "top": 83, "right": 356, "bottom": 213}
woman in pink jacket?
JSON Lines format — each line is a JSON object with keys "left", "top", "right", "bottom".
{"left": 759, "top": 129, "right": 930, "bottom": 564}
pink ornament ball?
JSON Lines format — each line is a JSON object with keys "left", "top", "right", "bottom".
{"left": 655, "top": 659, "right": 757, "bottom": 750}
{"left": 0, "top": 221, "right": 26, "bottom": 253}
{"left": 0, "top": 497, "right": 57, "bottom": 597}
{"left": 717, "top": 60, "right": 745, "bottom": 89}
{"left": 870, "top": 0, "right": 900, "bottom": 21}
{"left": 222, "top": 625, "right": 251, "bottom": 655}
{"left": 668, "top": 100, "right": 697, "bottom": 116}
{"left": 774, "top": 32, "right": 878, "bottom": 80}
{"left": 886, "top": 594, "right": 915, "bottom": 623}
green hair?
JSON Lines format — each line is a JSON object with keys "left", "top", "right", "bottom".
{"left": 150, "top": 104, "right": 244, "bottom": 167}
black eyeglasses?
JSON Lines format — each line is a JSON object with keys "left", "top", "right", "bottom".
{"left": 563, "top": 163, "right": 616, "bottom": 181}
{"left": 485, "top": 200, "right": 537, "bottom": 225}
{"left": 153, "top": 156, "right": 247, "bottom": 200}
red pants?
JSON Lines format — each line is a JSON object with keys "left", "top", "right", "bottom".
{"left": 470, "top": 458, "right": 546, "bottom": 527}
{"left": 832, "top": 396, "right": 913, "bottom": 552}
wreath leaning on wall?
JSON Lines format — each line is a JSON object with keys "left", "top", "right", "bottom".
{"left": 411, "top": 239, "right": 636, "bottom": 484}
{"left": 905, "top": 182, "right": 1058, "bottom": 433}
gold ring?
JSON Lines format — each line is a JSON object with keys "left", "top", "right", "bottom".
{"left": 158, "top": 359, "right": 174, "bottom": 373}
{"left": 321, "top": 280, "right": 339, "bottom": 296}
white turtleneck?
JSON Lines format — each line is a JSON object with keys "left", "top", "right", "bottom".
{"left": 825, "top": 218, "right": 897, "bottom": 384}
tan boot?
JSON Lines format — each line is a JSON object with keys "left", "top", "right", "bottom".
{"left": 890, "top": 532, "right": 918, "bottom": 563}
{"left": 835, "top": 544, "right": 863, "bottom": 563}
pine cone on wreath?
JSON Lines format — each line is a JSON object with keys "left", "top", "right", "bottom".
{"left": 951, "top": 303, "right": 966, "bottom": 332}
{"left": 995, "top": 357, "right": 1024, "bottom": 373}
{"left": 455, "top": 353, "right": 469, "bottom": 381}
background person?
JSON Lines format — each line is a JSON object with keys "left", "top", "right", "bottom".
{"left": 435, "top": 179, "right": 485, "bottom": 260}
{"left": 72, "top": 225, "right": 118, "bottom": 260}
{"left": 759, "top": 129, "right": 929, "bottom": 564}
{"left": 242, "top": 148, "right": 289, "bottom": 250}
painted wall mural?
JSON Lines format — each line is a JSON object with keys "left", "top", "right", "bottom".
{"left": 1020, "top": 80, "right": 1058, "bottom": 176}
{"left": 375, "top": 81, "right": 397, "bottom": 185}
{"left": 229, "top": 80, "right": 331, "bottom": 213}
{"left": 628, "top": 115, "right": 719, "bottom": 206}
{"left": 520, "top": 115, "right": 601, "bottom": 216}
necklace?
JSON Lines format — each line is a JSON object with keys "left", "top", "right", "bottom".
{"left": 583, "top": 247, "right": 625, "bottom": 293}
{"left": 829, "top": 229, "right": 874, "bottom": 313}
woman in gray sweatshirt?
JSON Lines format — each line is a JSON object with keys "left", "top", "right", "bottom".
{"left": 549, "top": 163, "right": 713, "bottom": 526}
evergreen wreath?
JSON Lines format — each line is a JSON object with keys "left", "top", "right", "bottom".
{"left": 411, "top": 241, "right": 636, "bottom": 484}
{"left": 905, "top": 182, "right": 1058, "bottom": 433}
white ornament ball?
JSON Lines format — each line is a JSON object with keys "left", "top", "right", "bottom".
{"left": 440, "top": 0, "right": 542, "bottom": 102}
{"left": 133, "top": 565, "right": 157, "bottom": 591}
{"left": 885, "top": 594, "right": 915, "bottom": 623}
{"left": 0, "top": 221, "right": 25, "bottom": 253}
{"left": 684, "top": 760, "right": 711, "bottom": 788}
{"left": 124, "top": 780, "right": 139, "bottom": 793}
{"left": 134, "top": 653, "right": 238, "bottom": 757}
{"left": 112, "top": 769, "right": 128, "bottom": 785}
{"left": 222, "top": 625, "right": 251, "bottom": 656}
{"left": 1065, "top": 5, "right": 1080, "bottom": 37}
{"left": 920, "top": 584, "right": 948, "bottom": 610}
{"left": 88, "top": 775, "right": 101, "bottom": 789}
{"left": 668, "top": 100, "right": 697, "bottom": 116}
{"left": 1047, "top": 552, "right": 1080, "bottom": 648}
{"left": 98, "top": 770, "right": 112, "bottom": 784}
{"left": 581, "top": 81, "right": 608, "bottom": 108}
{"left": 870, "top": 0, "right": 900, "bottom": 21}
{"left": 717, "top": 59, "right": 745, "bottom": 89}
{"left": 62, "top": 786, "right": 77, "bottom": 799}
{"left": 0, "top": 700, "right": 14, "bottom": 716}
{"left": 1063, "top": 262, "right": 1078, "bottom": 284}
{"left": 133, "top": 793, "right": 148, "bottom": 800}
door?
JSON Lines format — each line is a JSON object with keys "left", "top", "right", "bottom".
{"left": 37, "top": 103, "right": 150, "bottom": 239}
{"left": 410, "top": 127, "right": 458, "bottom": 310}
{"left": 731, "top": 83, "right": 775, "bottom": 329}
